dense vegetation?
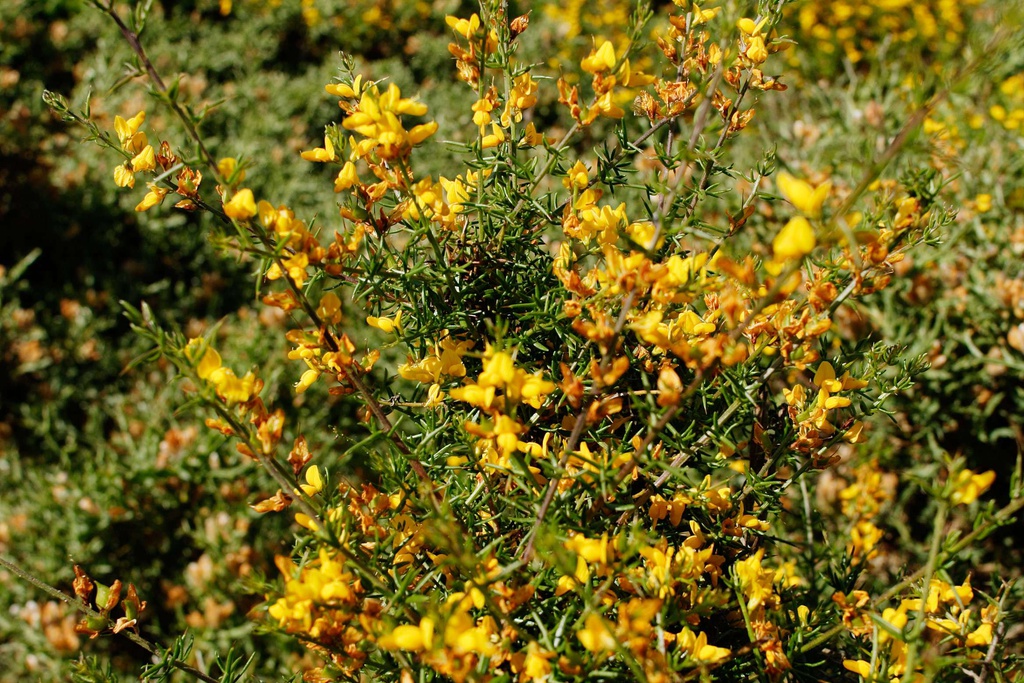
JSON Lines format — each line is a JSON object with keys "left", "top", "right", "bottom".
{"left": 2, "top": 1, "right": 1023, "bottom": 681}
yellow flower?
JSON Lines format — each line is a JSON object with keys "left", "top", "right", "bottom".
{"left": 691, "top": 3, "right": 720, "bottom": 25}
{"left": 677, "top": 627, "right": 731, "bottom": 664}
{"left": 481, "top": 123, "right": 506, "bottom": 149}
{"left": 209, "top": 367, "right": 256, "bottom": 404}
{"left": 135, "top": 184, "right": 169, "bottom": 212}
{"left": 581, "top": 41, "right": 616, "bottom": 74}
{"left": 776, "top": 172, "right": 831, "bottom": 217}
{"left": 576, "top": 614, "right": 617, "bottom": 654}
{"left": 300, "top": 134, "right": 337, "bottom": 162}
{"left": 342, "top": 83, "right": 436, "bottom": 160}
{"left": 367, "top": 311, "right": 402, "bottom": 334}
{"left": 316, "top": 292, "right": 342, "bottom": 324}
{"left": 745, "top": 35, "right": 768, "bottom": 64}
{"left": 216, "top": 157, "right": 245, "bottom": 182}
{"left": 379, "top": 621, "right": 433, "bottom": 651}
{"left": 333, "top": 162, "right": 359, "bottom": 192}
{"left": 843, "top": 659, "right": 871, "bottom": 677}
{"left": 299, "top": 466, "right": 323, "bottom": 497}
{"left": 948, "top": 468, "right": 996, "bottom": 505}
{"left": 563, "top": 160, "right": 589, "bottom": 191}
{"left": 114, "top": 110, "right": 147, "bottom": 153}
{"left": 735, "top": 548, "right": 777, "bottom": 611}
{"left": 113, "top": 164, "right": 135, "bottom": 189}
{"left": 223, "top": 189, "right": 257, "bottom": 221}
{"left": 772, "top": 216, "right": 816, "bottom": 261}
{"left": 294, "top": 368, "right": 320, "bottom": 394}
{"left": 193, "top": 344, "right": 222, "bottom": 380}
{"left": 130, "top": 145, "right": 156, "bottom": 172}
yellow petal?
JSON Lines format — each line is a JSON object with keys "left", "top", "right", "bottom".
{"left": 303, "top": 466, "right": 324, "bottom": 495}
{"left": 223, "top": 188, "right": 257, "bottom": 221}
{"left": 777, "top": 172, "right": 830, "bottom": 217}
{"left": 772, "top": 216, "right": 816, "bottom": 261}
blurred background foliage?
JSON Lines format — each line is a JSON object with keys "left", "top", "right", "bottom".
{"left": 1, "top": 0, "right": 1023, "bottom": 680}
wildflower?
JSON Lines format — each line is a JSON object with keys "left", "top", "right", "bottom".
{"left": 185, "top": 338, "right": 257, "bottom": 405}
{"left": 342, "top": 83, "right": 437, "bottom": 161}
{"left": 300, "top": 134, "right": 337, "bottom": 162}
{"left": 114, "top": 110, "right": 147, "bottom": 153}
{"left": 576, "top": 614, "right": 617, "bottom": 654}
{"left": 502, "top": 72, "right": 539, "bottom": 125}
{"left": 367, "top": 311, "right": 402, "bottom": 334}
{"left": 677, "top": 627, "right": 731, "bottom": 664}
{"left": 378, "top": 619, "right": 435, "bottom": 652}
{"left": 776, "top": 172, "right": 831, "bottom": 217}
{"left": 217, "top": 157, "right": 245, "bottom": 182}
{"left": 948, "top": 468, "right": 996, "bottom": 505}
{"left": 113, "top": 164, "right": 136, "bottom": 189}
{"left": 772, "top": 216, "right": 815, "bottom": 261}
{"left": 563, "top": 160, "right": 589, "bottom": 191}
{"left": 333, "top": 162, "right": 360, "bottom": 192}
{"left": 135, "top": 183, "right": 169, "bottom": 212}
{"left": 581, "top": 41, "right": 617, "bottom": 74}
{"left": 735, "top": 549, "right": 778, "bottom": 611}
{"left": 130, "top": 145, "right": 156, "bottom": 172}
{"left": 223, "top": 189, "right": 257, "bottom": 221}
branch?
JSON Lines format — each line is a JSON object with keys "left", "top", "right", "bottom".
{"left": 0, "top": 554, "right": 219, "bottom": 683}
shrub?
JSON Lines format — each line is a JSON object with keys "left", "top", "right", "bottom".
{"left": 3, "top": 0, "right": 1023, "bottom": 682}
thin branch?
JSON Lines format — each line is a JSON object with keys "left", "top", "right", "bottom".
{"left": 0, "top": 554, "right": 219, "bottom": 683}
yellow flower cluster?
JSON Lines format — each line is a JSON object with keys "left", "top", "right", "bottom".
{"left": 109, "top": 110, "right": 194, "bottom": 213}
{"left": 398, "top": 333, "right": 473, "bottom": 407}
{"left": 185, "top": 338, "right": 258, "bottom": 405}
{"left": 988, "top": 73, "right": 1024, "bottom": 131}
{"left": 339, "top": 82, "right": 438, "bottom": 161}
{"left": 448, "top": 346, "right": 556, "bottom": 469}
{"left": 838, "top": 459, "right": 895, "bottom": 564}
{"left": 789, "top": 0, "right": 978, "bottom": 67}
{"left": 843, "top": 575, "right": 997, "bottom": 681}
{"left": 403, "top": 171, "right": 485, "bottom": 232}
{"left": 267, "top": 549, "right": 372, "bottom": 675}
{"left": 558, "top": 39, "right": 653, "bottom": 125}
{"left": 783, "top": 361, "right": 867, "bottom": 462}
{"left": 445, "top": 13, "right": 497, "bottom": 88}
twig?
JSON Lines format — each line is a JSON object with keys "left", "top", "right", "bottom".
{"left": 0, "top": 554, "right": 219, "bottom": 683}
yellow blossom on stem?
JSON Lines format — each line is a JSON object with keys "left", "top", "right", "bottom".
{"left": 581, "top": 41, "right": 617, "bottom": 74}
{"left": 378, "top": 619, "right": 435, "bottom": 652}
{"left": 185, "top": 338, "right": 257, "bottom": 405}
{"left": 342, "top": 83, "right": 437, "bottom": 161}
{"left": 135, "top": 183, "right": 169, "bottom": 212}
{"left": 948, "top": 468, "right": 996, "bottom": 505}
{"left": 224, "top": 188, "right": 257, "bottom": 221}
{"left": 113, "top": 164, "right": 135, "bottom": 189}
{"left": 677, "top": 627, "right": 731, "bottom": 664}
{"left": 217, "top": 157, "right": 245, "bottom": 182}
{"left": 299, "top": 466, "right": 323, "bottom": 497}
{"left": 772, "top": 216, "right": 816, "bottom": 261}
{"left": 300, "top": 134, "right": 337, "bottom": 162}
{"left": 130, "top": 145, "right": 156, "bottom": 172}
{"left": 333, "top": 162, "right": 359, "bottom": 192}
{"left": 776, "top": 172, "right": 831, "bottom": 217}
{"left": 576, "top": 613, "right": 617, "bottom": 655}
{"left": 114, "top": 110, "right": 147, "bottom": 153}
{"left": 367, "top": 311, "right": 402, "bottom": 334}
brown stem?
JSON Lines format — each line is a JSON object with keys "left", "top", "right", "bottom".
{"left": 0, "top": 555, "right": 219, "bottom": 683}
{"left": 102, "top": 4, "right": 219, "bottom": 173}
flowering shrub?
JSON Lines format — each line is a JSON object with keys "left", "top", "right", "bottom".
{"left": 2, "top": 0, "right": 1023, "bottom": 682}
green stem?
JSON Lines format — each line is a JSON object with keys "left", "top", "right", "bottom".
{"left": 900, "top": 503, "right": 948, "bottom": 679}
